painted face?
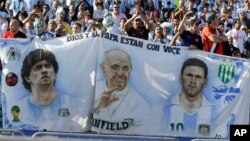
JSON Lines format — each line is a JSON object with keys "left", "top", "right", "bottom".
{"left": 34, "top": 19, "right": 43, "bottom": 35}
{"left": 180, "top": 66, "right": 207, "bottom": 98}
{"left": 25, "top": 60, "right": 56, "bottom": 89}
{"left": 102, "top": 51, "right": 131, "bottom": 91}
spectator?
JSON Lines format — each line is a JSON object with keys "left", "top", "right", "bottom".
{"left": 243, "top": 25, "right": 250, "bottom": 58}
{"left": 84, "top": 11, "right": 92, "bottom": 28}
{"left": 162, "top": 0, "right": 176, "bottom": 18}
{"left": 15, "top": 10, "right": 28, "bottom": 28}
{"left": 22, "top": 0, "right": 38, "bottom": 14}
{"left": 238, "top": 10, "right": 250, "bottom": 31}
{"left": 227, "top": 36, "right": 241, "bottom": 57}
{"left": 86, "top": 19, "right": 104, "bottom": 32}
{"left": 201, "top": 13, "right": 227, "bottom": 55}
{"left": 124, "top": 3, "right": 152, "bottom": 40}
{"left": 0, "top": 15, "right": 8, "bottom": 37}
{"left": 8, "top": 0, "right": 25, "bottom": 17}
{"left": 151, "top": 26, "right": 165, "bottom": 43}
{"left": 45, "top": 0, "right": 59, "bottom": 24}
{"left": 71, "top": 21, "right": 82, "bottom": 35}
{"left": 42, "top": 4, "right": 50, "bottom": 17}
{"left": 73, "top": 11, "right": 87, "bottom": 32}
{"left": 102, "top": 11, "right": 123, "bottom": 34}
{"left": 178, "top": 11, "right": 203, "bottom": 50}
{"left": 33, "top": 18, "right": 55, "bottom": 41}
{"left": 93, "top": 0, "right": 106, "bottom": 20}
{"left": 111, "top": 4, "right": 127, "bottom": 27}
{"left": 175, "top": 0, "right": 187, "bottom": 22}
{"left": 55, "top": 7, "right": 72, "bottom": 35}
{"left": 109, "top": 0, "right": 126, "bottom": 14}
{"left": 23, "top": 17, "right": 35, "bottom": 39}
{"left": 226, "top": 19, "right": 247, "bottom": 55}
{"left": 5, "top": 0, "right": 13, "bottom": 18}
{"left": 75, "top": 1, "right": 86, "bottom": 15}
{"left": 0, "top": 0, "right": 10, "bottom": 21}
{"left": 161, "top": 23, "right": 174, "bottom": 45}
{"left": 3, "top": 18, "right": 27, "bottom": 38}
{"left": 243, "top": 0, "right": 250, "bottom": 19}
{"left": 47, "top": 19, "right": 57, "bottom": 37}
{"left": 170, "top": 25, "right": 183, "bottom": 46}
{"left": 119, "top": 18, "right": 127, "bottom": 35}
{"left": 67, "top": 3, "right": 77, "bottom": 22}
{"left": 219, "top": 8, "right": 233, "bottom": 33}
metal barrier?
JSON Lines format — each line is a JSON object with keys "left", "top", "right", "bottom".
{"left": 0, "top": 136, "right": 58, "bottom": 141}
{"left": 191, "top": 139, "right": 229, "bottom": 141}
{"left": 0, "top": 128, "right": 25, "bottom": 136}
{"left": 32, "top": 131, "right": 179, "bottom": 141}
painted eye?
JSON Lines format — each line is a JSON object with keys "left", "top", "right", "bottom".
{"left": 111, "top": 64, "right": 119, "bottom": 70}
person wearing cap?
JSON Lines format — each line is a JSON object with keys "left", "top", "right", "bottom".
{"left": 124, "top": 3, "right": 152, "bottom": 40}
{"left": 177, "top": 11, "right": 203, "bottom": 50}
{"left": 201, "top": 13, "right": 228, "bottom": 55}
{"left": 226, "top": 19, "right": 247, "bottom": 55}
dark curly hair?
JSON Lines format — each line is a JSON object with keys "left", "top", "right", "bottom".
{"left": 21, "top": 49, "right": 58, "bottom": 91}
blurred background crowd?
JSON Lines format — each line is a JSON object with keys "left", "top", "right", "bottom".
{"left": 0, "top": 0, "right": 250, "bottom": 58}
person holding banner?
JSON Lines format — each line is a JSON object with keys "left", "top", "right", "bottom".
{"left": 93, "top": 49, "right": 151, "bottom": 134}
{"left": 20, "top": 49, "right": 79, "bottom": 131}
{"left": 162, "top": 58, "right": 214, "bottom": 137}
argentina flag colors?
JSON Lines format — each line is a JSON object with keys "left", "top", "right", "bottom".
{"left": 0, "top": 31, "right": 250, "bottom": 138}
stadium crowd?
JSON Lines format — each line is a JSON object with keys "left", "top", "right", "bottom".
{"left": 0, "top": 0, "right": 250, "bottom": 58}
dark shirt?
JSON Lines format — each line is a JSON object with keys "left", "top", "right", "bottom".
{"left": 222, "top": 41, "right": 240, "bottom": 57}
{"left": 3, "top": 30, "right": 27, "bottom": 38}
{"left": 244, "top": 37, "right": 250, "bottom": 58}
{"left": 180, "top": 30, "right": 203, "bottom": 50}
{"left": 127, "top": 26, "right": 149, "bottom": 40}
{"left": 14, "top": 31, "right": 27, "bottom": 38}
{"left": 241, "top": 18, "right": 250, "bottom": 29}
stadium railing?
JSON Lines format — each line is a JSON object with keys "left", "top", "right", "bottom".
{"left": 31, "top": 131, "right": 179, "bottom": 141}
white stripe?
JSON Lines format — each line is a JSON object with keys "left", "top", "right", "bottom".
{"left": 170, "top": 105, "right": 184, "bottom": 132}
{"left": 197, "top": 106, "right": 212, "bottom": 134}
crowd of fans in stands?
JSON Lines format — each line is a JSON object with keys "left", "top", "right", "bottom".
{"left": 0, "top": 0, "right": 250, "bottom": 58}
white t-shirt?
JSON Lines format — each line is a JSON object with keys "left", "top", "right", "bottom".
{"left": 226, "top": 29, "right": 247, "bottom": 53}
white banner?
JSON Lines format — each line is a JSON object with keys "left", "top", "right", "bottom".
{"left": 0, "top": 33, "right": 98, "bottom": 132}
{"left": 0, "top": 31, "right": 249, "bottom": 138}
{"left": 92, "top": 32, "right": 250, "bottom": 138}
